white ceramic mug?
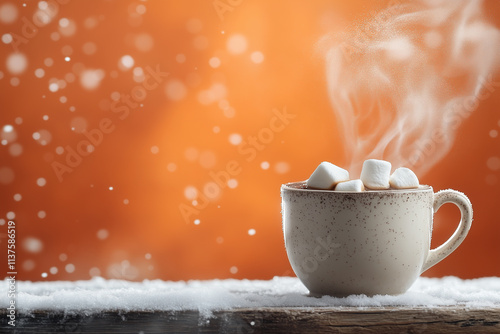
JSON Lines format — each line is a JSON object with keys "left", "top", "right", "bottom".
{"left": 281, "top": 181, "right": 473, "bottom": 296}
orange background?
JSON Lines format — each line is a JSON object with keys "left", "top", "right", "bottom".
{"left": 0, "top": 0, "right": 499, "bottom": 282}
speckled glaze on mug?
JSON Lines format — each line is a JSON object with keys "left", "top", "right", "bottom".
{"left": 281, "top": 181, "right": 473, "bottom": 296}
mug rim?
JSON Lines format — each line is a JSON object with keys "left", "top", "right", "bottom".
{"left": 282, "top": 181, "right": 432, "bottom": 193}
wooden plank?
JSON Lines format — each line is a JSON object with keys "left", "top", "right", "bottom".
{"left": 2, "top": 306, "right": 500, "bottom": 333}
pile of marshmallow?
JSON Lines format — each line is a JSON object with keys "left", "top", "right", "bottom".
{"left": 306, "top": 159, "right": 419, "bottom": 191}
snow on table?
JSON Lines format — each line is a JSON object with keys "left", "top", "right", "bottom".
{"left": 2, "top": 276, "right": 500, "bottom": 318}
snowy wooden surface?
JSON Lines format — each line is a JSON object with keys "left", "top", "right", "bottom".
{"left": 3, "top": 306, "right": 500, "bottom": 333}
{"left": 2, "top": 276, "right": 500, "bottom": 333}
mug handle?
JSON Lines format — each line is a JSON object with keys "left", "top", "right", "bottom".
{"left": 421, "top": 189, "right": 473, "bottom": 273}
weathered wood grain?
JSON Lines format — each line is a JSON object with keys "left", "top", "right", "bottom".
{"left": 1, "top": 306, "right": 499, "bottom": 333}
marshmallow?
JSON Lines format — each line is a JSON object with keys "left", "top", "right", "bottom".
{"left": 335, "top": 179, "right": 365, "bottom": 192}
{"left": 360, "top": 159, "right": 392, "bottom": 189}
{"left": 389, "top": 167, "right": 419, "bottom": 189}
{"left": 306, "top": 162, "right": 349, "bottom": 189}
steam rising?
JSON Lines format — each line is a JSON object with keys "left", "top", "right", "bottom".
{"left": 323, "top": 0, "right": 500, "bottom": 176}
